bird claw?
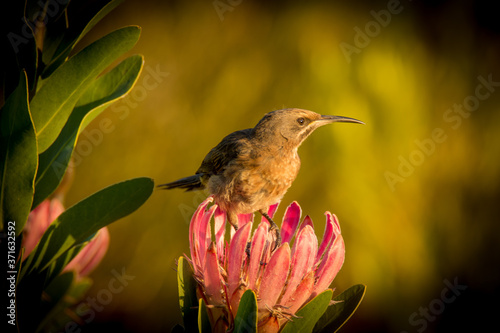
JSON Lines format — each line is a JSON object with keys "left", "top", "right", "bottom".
{"left": 245, "top": 241, "right": 251, "bottom": 259}
{"left": 271, "top": 227, "right": 281, "bottom": 251}
{"left": 261, "top": 211, "right": 281, "bottom": 251}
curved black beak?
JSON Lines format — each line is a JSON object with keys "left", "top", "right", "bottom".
{"left": 319, "top": 115, "right": 365, "bottom": 125}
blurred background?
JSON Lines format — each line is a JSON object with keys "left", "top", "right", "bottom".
{"left": 62, "top": 0, "right": 499, "bottom": 332}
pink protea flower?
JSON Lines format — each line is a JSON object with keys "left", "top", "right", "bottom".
{"left": 63, "top": 227, "right": 110, "bottom": 278}
{"left": 23, "top": 198, "right": 65, "bottom": 257}
{"left": 23, "top": 198, "right": 110, "bottom": 278}
{"left": 187, "top": 196, "right": 345, "bottom": 332}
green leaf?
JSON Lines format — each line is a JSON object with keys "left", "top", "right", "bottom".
{"left": 3, "top": 13, "right": 38, "bottom": 94}
{"left": 45, "top": 242, "right": 87, "bottom": 287}
{"left": 0, "top": 71, "right": 37, "bottom": 235}
{"left": 32, "top": 55, "right": 144, "bottom": 208}
{"left": 177, "top": 257, "right": 199, "bottom": 332}
{"left": 198, "top": 298, "right": 212, "bottom": 333}
{"left": 31, "top": 26, "right": 141, "bottom": 152}
{"left": 21, "top": 177, "right": 154, "bottom": 278}
{"left": 42, "top": 0, "right": 125, "bottom": 77}
{"left": 75, "top": 54, "right": 144, "bottom": 127}
{"left": 234, "top": 290, "right": 258, "bottom": 333}
{"left": 281, "top": 290, "right": 333, "bottom": 333}
{"left": 313, "top": 284, "right": 366, "bottom": 333}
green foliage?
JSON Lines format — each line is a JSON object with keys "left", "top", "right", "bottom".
{"left": 1, "top": 0, "right": 150, "bottom": 331}
{"left": 0, "top": 71, "right": 37, "bottom": 235}
{"left": 22, "top": 177, "right": 154, "bottom": 278}
{"left": 281, "top": 290, "right": 333, "bottom": 333}
{"left": 198, "top": 298, "right": 212, "bottom": 333}
{"left": 33, "top": 54, "right": 144, "bottom": 208}
{"left": 176, "top": 257, "right": 199, "bottom": 332}
{"left": 233, "top": 290, "right": 258, "bottom": 333}
{"left": 31, "top": 26, "right": 141, "bottom": 153}
{"left": 314, "top": 284, "right": 366, "bottom": 333}
{"left": 41, "top": 0, "right": 125, "bottom": 77}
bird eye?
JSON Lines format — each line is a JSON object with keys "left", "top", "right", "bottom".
{"left": 297, "top": 117, "right": 305, "bottom": 125}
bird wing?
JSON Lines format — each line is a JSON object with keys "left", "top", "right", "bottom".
{"left": 196, "top": 129, "right": 253, "bottom": 176}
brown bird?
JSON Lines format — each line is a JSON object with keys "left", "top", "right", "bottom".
{"left": 158, "top": 108, "right": 363, "bottom": 239}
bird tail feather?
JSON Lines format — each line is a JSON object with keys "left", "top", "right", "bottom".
{"left": 157, "top": 174, "right": 204, "bottom": 191}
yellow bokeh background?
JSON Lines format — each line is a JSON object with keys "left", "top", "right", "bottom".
{"left": 63, "top": 1, "right": 500, "bottom": 332}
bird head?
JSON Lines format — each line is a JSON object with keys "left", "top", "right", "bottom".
{"left": 255, "top": 108, "right": 364, "bottom": 148}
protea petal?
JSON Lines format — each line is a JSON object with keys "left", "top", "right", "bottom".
{"left": 258, "top": 316, "right": 280, "bottom": 333}
{"left": 230, "top": 212, "right": 254, "bottom": 238}
{"left": 290, "top": 216, "right": 314, "bottom": 259}
{"left": 229, "top": 281, "right": 247, "bottom": 317}
{"left": 280, "top": 202, "right": 301, "bottom": 244}
{"left": 203, "top": 243, "right": 224, "bottom": 306}
{"left": 261, "top": 202, "right": 280, "bottom": 224}
{"left": 281, "top": 270, "right": 315, "bottom": 316}
{"left": 331, "top": 212, "right": 341, "bottom": 234}
{"left": 213, "top": 318, "right": 229, "bottom": 333}
{"left": 204, "top": 257, "right": 228, "bottom": 333}
{"left": 197, "top": 205, "right": 217, "bottom": 269}
{"left": 189, "top": 197, "right": 213, "bottom": 274}
{"left": 247, "top": 222, "right": 269, "bottom": 290}
{"left": 238, "top": 213, "right": 254, "bottom": 227}
{"left": 227, "top": 222, "right": 252, "bottom": 299}
{"left": 316, "top": 212, "right": 335, "bottom": 263}
{"left": 24, "top": 199, "right": 109, "bottom": 278}
{"left": 214, "top": 206, "right": 226, "bottom": 263}
{"left": 261, "top": 231, "right": 275, "bottom": 268}
{"left": 311, "top": 235, "right": 345, "bottom": 299}
{"left": 297, "top": 215, "right": 314, "bottom": 235}
{"left": 82, "top": 228, "right": 110, "bottom": 276}
{"left": 23, "top": 199, "right": 65, "bottom": 257}
{"left": 64, "top": 227, "right": 110, "bottom": 278}
{"left": 281, "top": 225, "right": 317, "bottom": 304}
{"left": 185, "top": 199, "right": 348, "bottom": 331}
{"left": 258, "top": 243, "right": 291, "bottom": 309}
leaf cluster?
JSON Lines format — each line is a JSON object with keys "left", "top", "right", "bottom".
{"left": 0, "top": 1, "right": 153, "bottom": 331}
